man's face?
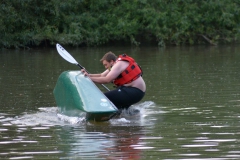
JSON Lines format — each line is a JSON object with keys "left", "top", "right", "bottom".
{"left": 102, "top": 60, "right": 114, "bottom": 70}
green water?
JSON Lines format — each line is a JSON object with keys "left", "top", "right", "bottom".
{"left": 0, "top": 45, "right": 240, "bottom": 159}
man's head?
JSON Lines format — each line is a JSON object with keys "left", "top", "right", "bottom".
{"left": 100, "top": 51, "right": 117, "bottom": 70}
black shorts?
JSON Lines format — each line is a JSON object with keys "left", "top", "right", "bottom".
{"left": 104, "top": 86, "right": 145, "bottom": 109}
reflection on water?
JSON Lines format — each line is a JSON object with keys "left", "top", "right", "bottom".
{"left": 0, "top": 101, "right": 157, "bottom": 159}
{"left": 0, "top": 45, "right": 240, "bottom": 159}
{"left": 59, "top": 125, "right": 146, "bottom": 160}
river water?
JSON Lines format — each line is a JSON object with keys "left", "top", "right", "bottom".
{"left": 0, "top": 45, "right": 240, "bottom": 159}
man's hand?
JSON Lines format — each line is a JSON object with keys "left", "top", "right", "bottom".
{"left": 81, "top": 69, "right": 89, "bottom": 76}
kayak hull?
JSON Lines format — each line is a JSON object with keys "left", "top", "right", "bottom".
{"left": 53, "top": 71, "right": 118, "bottom": 121}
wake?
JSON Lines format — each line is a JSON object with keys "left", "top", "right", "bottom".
{"left": 0, "top": 101, "right": 157, "bottom": 127}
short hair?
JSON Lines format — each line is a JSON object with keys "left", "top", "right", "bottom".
{"left": 100, "top": 51, "right": 117, "bottom": 62}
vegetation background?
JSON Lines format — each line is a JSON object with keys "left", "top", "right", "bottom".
{"left": 1, "top": 0, "right": 240, "bottom": 48}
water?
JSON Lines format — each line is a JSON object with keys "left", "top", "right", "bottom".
{"left": 0, "top": 45, "right": 240, "bottom": 159}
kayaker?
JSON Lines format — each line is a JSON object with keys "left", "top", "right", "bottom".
{"left": 81, "top": 51, "right": 146, "bottom": 110}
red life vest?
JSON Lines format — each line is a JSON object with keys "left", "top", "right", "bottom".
{"left": 113, "top": 54, "right": 142, "bottom": 86}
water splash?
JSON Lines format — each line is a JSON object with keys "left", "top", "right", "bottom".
{"left": 0, "top": 101, "right": 158, "bottom": 127}
{"left": 57, "top": 113, "right": 86, "bottom": 124}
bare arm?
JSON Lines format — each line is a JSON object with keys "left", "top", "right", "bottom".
{"left": 81, "top": 69, "right": 109, "bottom": 77}
{"left": 88, "top": 73, "right": 102, "bottom": 77}
{"left": 89, "top": 61, "right": 129, "bottom": 84}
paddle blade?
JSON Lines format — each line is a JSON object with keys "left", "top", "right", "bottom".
{"left": 56, "top": 43, "right": 78, "bottom": 65}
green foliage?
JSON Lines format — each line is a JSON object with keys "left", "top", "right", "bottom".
{"left": 0, "top": 0, "right": 240, "bottom": 48}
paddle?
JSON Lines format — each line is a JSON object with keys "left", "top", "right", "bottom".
{"left": 56, "top": 43, "right": 110, "bottom": 91}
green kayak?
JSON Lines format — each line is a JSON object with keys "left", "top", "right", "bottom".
{"left": 53, "top": 71, "right": 119, "bottom": 121}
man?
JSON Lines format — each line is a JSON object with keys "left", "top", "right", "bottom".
{"left": 81, "top": 51, "right": 146, "bottom": 110}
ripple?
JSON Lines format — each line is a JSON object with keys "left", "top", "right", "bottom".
{"left": 32, "top": 127, "right": 50, "bottom": 130}
{"left": 182, "top": 143, "right": 218, "bottom": 147}
{"left": 205, "top": 149, "right": 220, "bottom": 151}
{"left": 133, "top": 146, "right": 154, "bottom": 149}
{"left": 193, "top": 139, "right": 236, "bottom": 142}
{"left": 10, "top": 156, "right": 33, "bottom": 159}
{"left": 140, "top": 136, "right": 163, "bottom": 140}
{"left": 0, "top": 128, "right": 8, "bottom": 131}
{"left": 21, "top": 151, "right": 62, "bottom": 154}
{"left": 210, "top": 125, "right": 229, "bottom": 128}
{"left": 179, "top": 153, "right": 201, "bottom": 156}
{"left": 159, "top": 149, "right": 172, "bottom": 151}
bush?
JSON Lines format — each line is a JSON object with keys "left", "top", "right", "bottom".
{"left": 0, "top": 0, "right": 240, "bottom": 48}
